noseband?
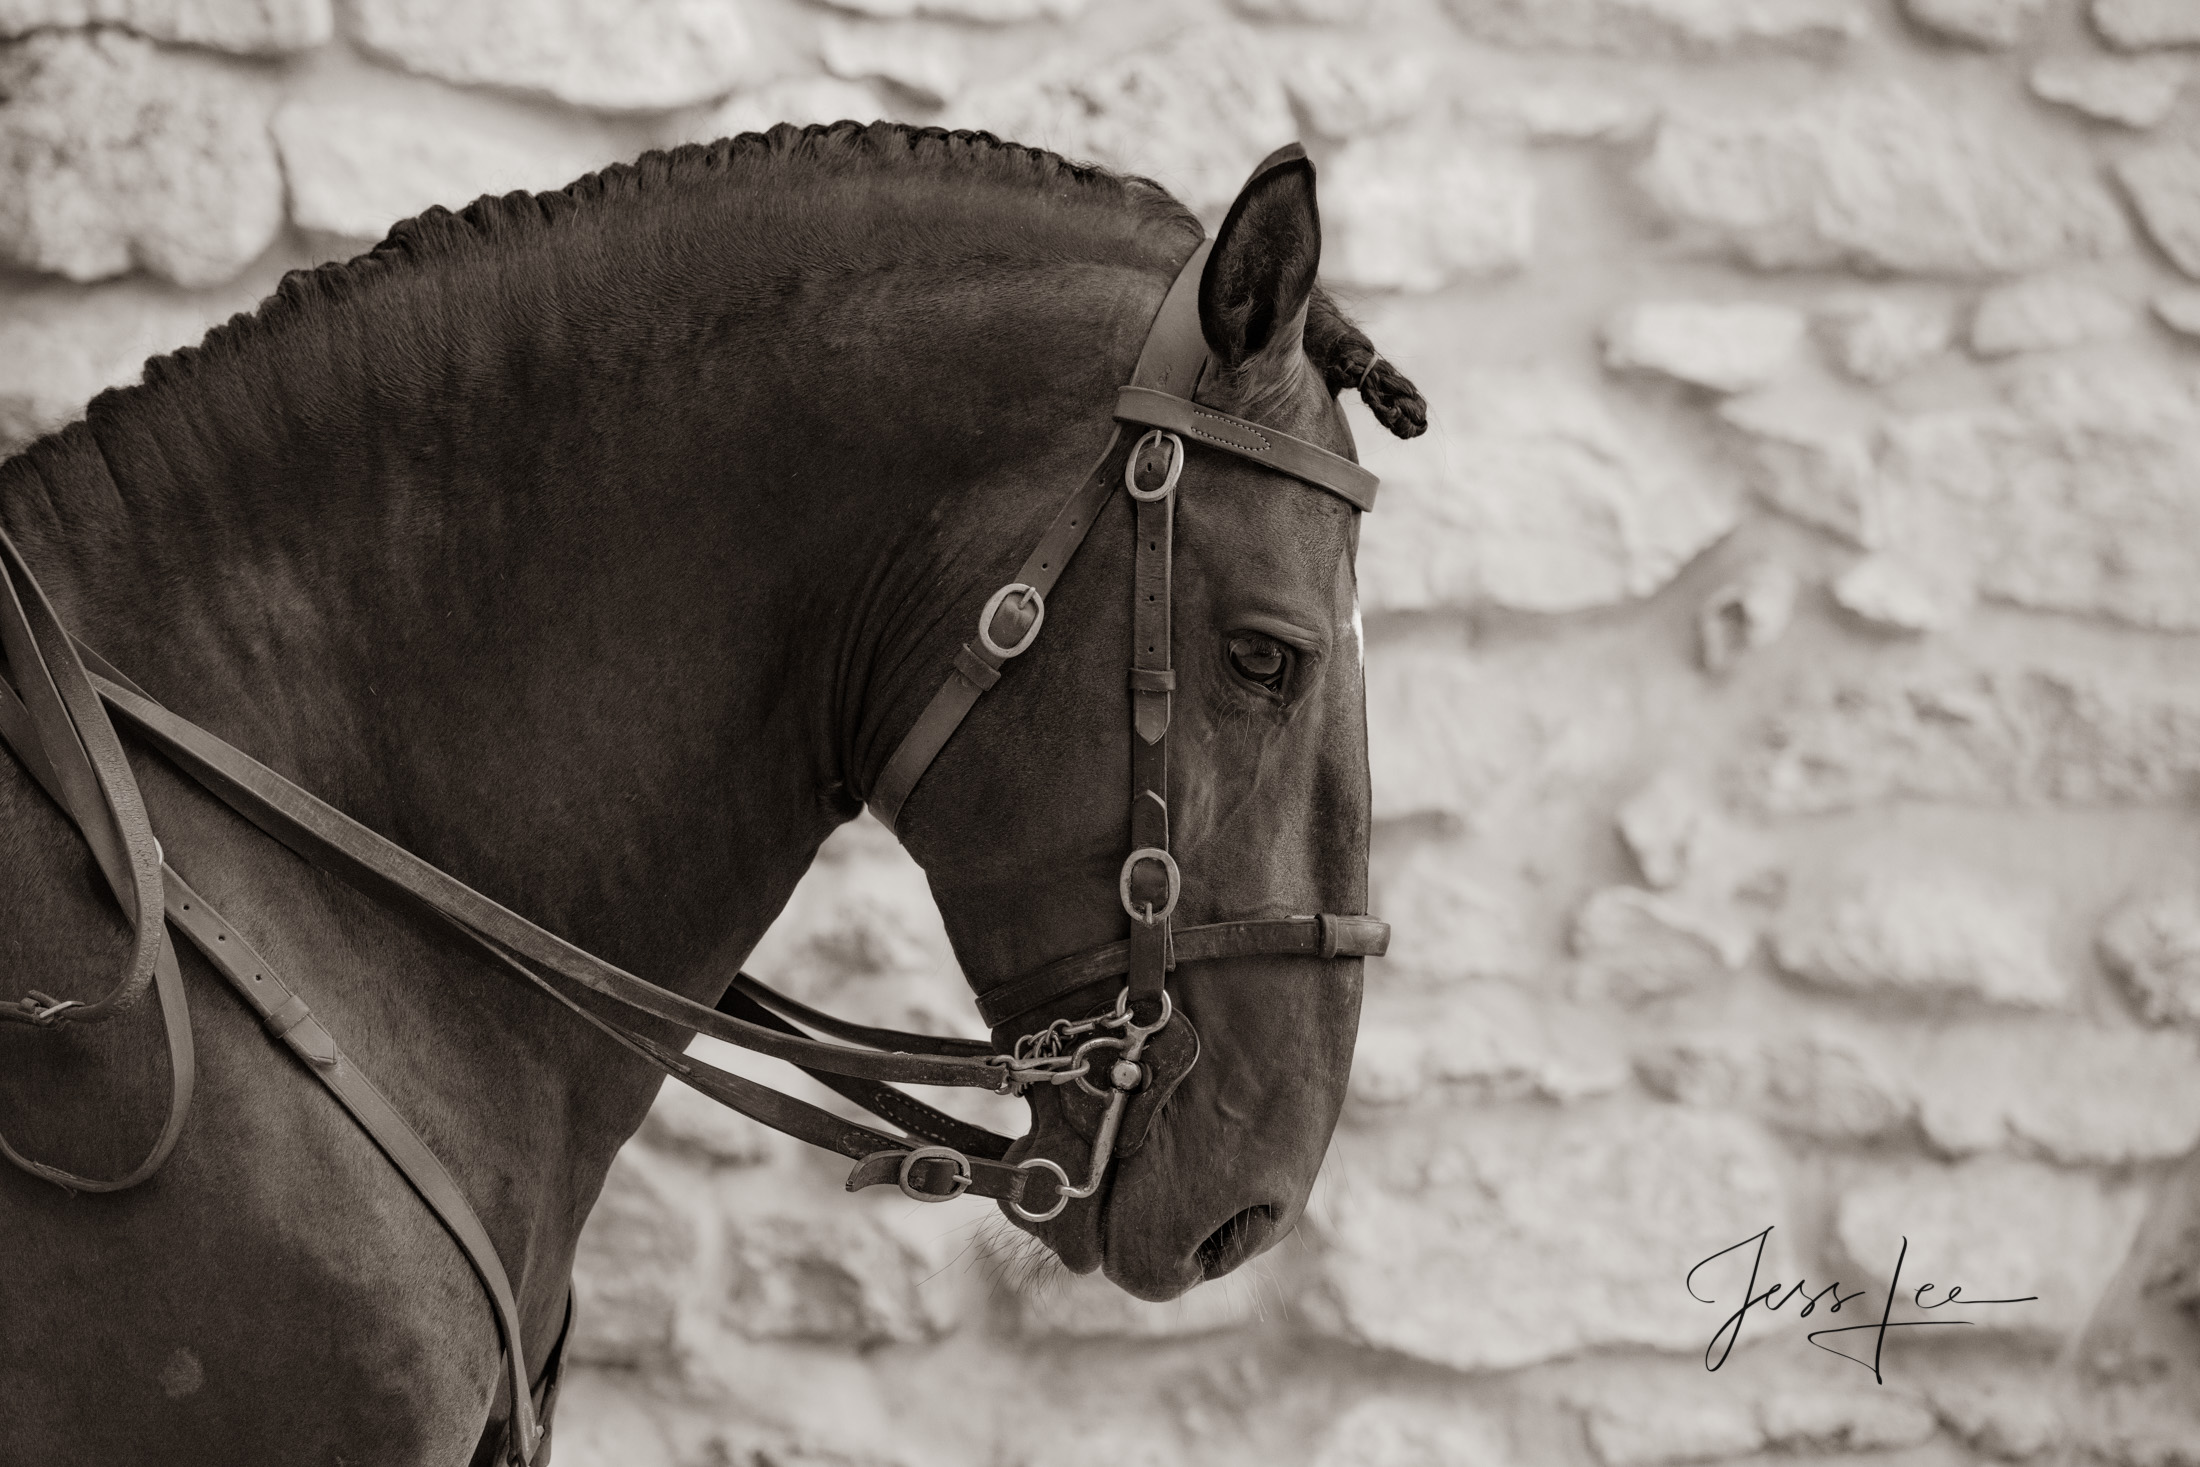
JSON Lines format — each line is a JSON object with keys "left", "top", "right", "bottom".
{"left": 0, "top": 194, "right": 1387, "bottom": 1465}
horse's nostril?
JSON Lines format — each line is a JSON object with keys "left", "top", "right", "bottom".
{"left": 1195, "top": 1203, "right": 1278, "bottom": 1279}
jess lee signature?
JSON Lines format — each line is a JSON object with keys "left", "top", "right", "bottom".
{"left": 1687, "top": 1227, "right": 2037, "bottom": 1382}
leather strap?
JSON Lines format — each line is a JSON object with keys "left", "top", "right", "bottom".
{"left": 80, "top": 666, "right": 1023, "bottom": 1095}
{"left": 1114, "top": 387, "right": 1378, "bottom": 513}
{"left": 866, "top": 427, "right": 1124, "bottom": 831}
{"left": 157, "top": 860, "right": 542, "bottom": 1464}
{"left": 976, "top": 914, "right": 1391, "bottom": 1031}
{"left": 0, "top": 567, "right": 195, "bottom": 1193}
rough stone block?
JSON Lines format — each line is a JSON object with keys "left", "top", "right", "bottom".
{"left": 2119, "top": 141, "right": 2200, "bottom": 279}
{"left": 1831, "top": 552, "right": 1971, "bottom": 633}
{"left": 1760, "top": 1032, "right": 1914, "bottom": 1140}
{"left": 1323, "top": 127, "right": 1535, "bottom": 291}
{"left": 1773, "top": 863, "right": 2071, "bottom": 1007}
{"left": 1738, "top": 360, "right": 2200, "bottom": 632}
{"left": 0, "top": 30, "right": 280, "bottom": 286}
{"left": 1756, "top": 1386, "right": 1939, "bottom": 1451}
{"left": 2095, "top": 0, "right": 2200, "bottom": 50}
{"left": 1010, "top": 1260, "right": 1265, "bottom": 1337}
{"left": 1312, "top": 1397, "right": 1512, "bottom": 1467}
{"left": 346, "top": 0, "right": 763, "bottom": 112}
{"left": 1442, "top": 0, "right": 1868, "bottom": 52}
{"left": 1279, "top": 47, "right": 1433, "bottom": 140}
{"left": 1698, "top": 561, "right": 1799, "bottom": 673}
{"left": 571, "top": 1152, "right": 703, "bottom": 1366}
{"left": 722, "top": 1211, "right": 956, "bottom": 1345}
{"left": 2100, "top": 890, "right": 2200, "bottom": 1025}
{"left": 1604, "top": 301, "right": 1806, "bottom": 394}
{"left": 947, "top": 24, "right": 1292, "bottom": 216}
{"left": 1351, "top": 983, "right": 1627, "bottom": 1109}
{"left": 1234, "top": 0, "right": 1375, "bottom": 19}
{"left": 2031, "top": 54, "right": 2189, "bottom": 128}
{"left": 1922, "top": 1364, "right": 2069, "bottom": 1460}
{"left": 1461, "top": 79, "right": 1654, "bottom": 142}
{"left": 1311, "top": 1106, "right": 1788, "bottom": 1372}
{"left": 0, "top": 0, "right": 329, "bottom": 52}
{"left": 681, "top": 77, "right": 890, "bottom": 143}
{"left": 1618, "top": 772, "right": 1718, "bottom": 889}
{"left": 1901, "top": 0, "right": 2043, "bottom": 47}
{"left": 1359, "top": 367, "right": 1736, "bottom": 612}
{"left": 1817, "top": 295, "right": 1954, "bottom": 383}
{"left": 1365, "top": 639, "right": 1638, "bottom": 824}
{"left": 818, "top": 0, "right": 1087, "bottom": 18}
{"left": 2153, "top": 286, "right": 2200, "bottom": 339}
{"left": 1833, "top": 1158, "right": 2147, "bottom": 1337}
{"left": 273, "top": 98, "right": 607, "bottom": 241}
{"left": 1570, "top": 885, "right": 1754, "bottom": 1003}
{"left": 1911, "top": 1025, "right": 2200, "bottom": 1164}
{"left": 1582, "top": 1388, "right": 1763, "bottom": 1466}
{"left": 1639, "top": 81, "right": 2128, "bottom": 276}
{"left": 637, "top": 1078, "right": 778, "bottom": 1167}
{"left": 0, "top": 279, "right": 258, "bottom": 452}
{"left": 1752, "top": 656, "right": 2200, "bottom": 812}
{"left": 1969, "top": 276, "right": 2134, "bottom": 356}
{"left": 818, "top": 17, "right": 970, "bottom": 107}
{"left": 1371, "top": 834, "right": 1542, "bottom": 983}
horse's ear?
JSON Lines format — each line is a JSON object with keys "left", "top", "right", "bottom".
{"left": 1199, "top": 143, "right": 1320, "bottom": 372}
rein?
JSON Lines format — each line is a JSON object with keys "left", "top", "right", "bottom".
{"left": 0, "top": 144, "right": 1387, "bottom": 1467}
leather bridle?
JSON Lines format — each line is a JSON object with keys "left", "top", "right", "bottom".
{"left": 0, "top": 148, "right": 1387, "bottom": 1466}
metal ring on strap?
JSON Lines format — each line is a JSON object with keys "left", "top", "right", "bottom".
{"left": 1118, "top": 847, "right": 1181, "bottom": 927}
{"left": 1009, "top": 1156, "right": 1072, "bottom": 1222}
{"left": 976, "top": 583, "right": 1046, "bottom": 659}
{"left": 897, "top": 1145, "right": 974, "bottom": 1202}
{"left": 1125, "top": 430, "right": 1184, "bottom": 502}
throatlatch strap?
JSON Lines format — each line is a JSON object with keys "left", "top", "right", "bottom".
{"left": 867, "top": 427, "right": 1125, "bottom": 830}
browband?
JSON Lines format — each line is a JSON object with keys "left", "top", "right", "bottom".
{"left": 866, "top": 236, "right": 1381, "bottom": 831}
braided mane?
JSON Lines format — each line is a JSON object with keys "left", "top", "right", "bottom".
{"left": 121, "top": 119, "right": 1421, "bottom": 440}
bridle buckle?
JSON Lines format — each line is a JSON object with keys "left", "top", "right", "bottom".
{"left": 976, "top": 583, "right": 1045, "bottom": 660}
{"left": 1118, "top": 847, "right": 1180, "bottom": 926}
{"left": 1125, "top": 430, "right": 1183, "bottom": 502}
{"left": 896, "top": 1145, "right": 973, "bottom": 1203}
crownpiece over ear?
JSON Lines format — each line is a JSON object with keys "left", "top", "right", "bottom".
{"left": 1199, "top": 143, "right": 1320, "bottom": 372}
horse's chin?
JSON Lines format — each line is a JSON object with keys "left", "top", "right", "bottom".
{"left": 997, "top": 1109, "right": 1219, "bottom": 1303}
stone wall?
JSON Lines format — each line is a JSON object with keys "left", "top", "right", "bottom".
{"left": 8, "top": 0, "right": 2200, "bottom": 1462}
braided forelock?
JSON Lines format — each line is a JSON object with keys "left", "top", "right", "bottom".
{"left": 1305, "top": 287, "right": 1428, "bottom": 440}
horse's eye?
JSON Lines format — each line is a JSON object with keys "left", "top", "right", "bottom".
{"left": 1227, "top": 633, "right": 1291, "bottom": 693}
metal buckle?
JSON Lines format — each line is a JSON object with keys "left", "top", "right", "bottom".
{"left": 976, "top": 583, "right": 1045, "bottom": 659}
{"left": 897, "top": 1145, "right": 973, "bottom": 1203}
{"left": 1125, "top": 430, "right": 1183, "bottom": 502}
{"left": 1118, "top": 847, "right": 1180, "bottom": 926}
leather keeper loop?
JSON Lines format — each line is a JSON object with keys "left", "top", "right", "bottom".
{"left": 953, "top": 644, "right": 1002, "bottom": 691}
{"left": 1127, "top": 668, "right": 1176, "bottom": 692}
{"left": 264, "top": 992, "right": 313, "bottom": 1038}
{"left": 1318, "top": 913, "right": 1340, "bottom": 961}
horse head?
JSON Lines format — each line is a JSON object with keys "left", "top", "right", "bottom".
{"left": 882, "top": 146, "right": 1425, "bottom": 1300}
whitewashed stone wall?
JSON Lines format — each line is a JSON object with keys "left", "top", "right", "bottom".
{"left": 8, "top": 0, "right": 2200, "bottom": 1462}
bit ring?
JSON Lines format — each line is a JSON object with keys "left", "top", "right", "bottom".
{"left": 1009, "top": 1157, "right": 1072, "bottom": 1222}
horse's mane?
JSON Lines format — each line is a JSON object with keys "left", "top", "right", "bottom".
{"left": 57, "top": 120, "right": 1423, "bottom": 452}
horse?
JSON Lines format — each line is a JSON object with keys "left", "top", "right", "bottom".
{"left": 0, "top": 122, "right": 1425, "bottom": 1464}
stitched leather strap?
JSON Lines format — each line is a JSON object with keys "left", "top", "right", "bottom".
{"left": 976, "top": 914, "right": 1391, "bottom": 1031}
{"left": 1114, "top": 388, "right": 1379, "bottom": 513}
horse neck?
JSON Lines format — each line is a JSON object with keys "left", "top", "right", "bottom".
{"left": 0, "top": 203, "right": 1165, "bottom": 1013}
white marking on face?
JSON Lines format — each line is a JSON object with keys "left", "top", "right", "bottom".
{"left": 1352, "top": 590, "right": 1364, "bottom": 665}
{"left": 159, "top": 1346, "right": 203, "bottom": 1399}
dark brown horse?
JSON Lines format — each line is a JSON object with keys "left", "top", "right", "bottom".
{"left": 0, "top": 123, "right": 1423, "bottom": 1464}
